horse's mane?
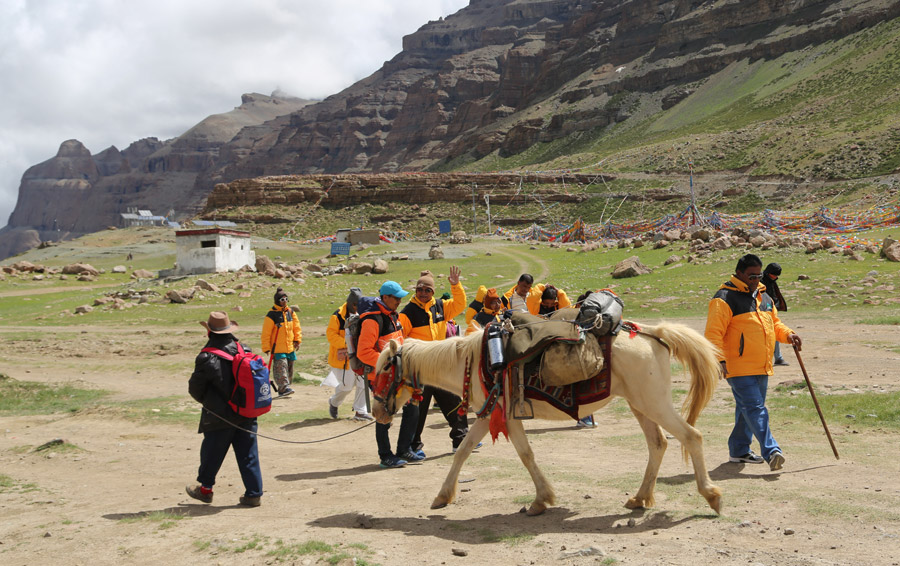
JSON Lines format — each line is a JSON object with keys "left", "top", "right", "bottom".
{"left": 401, "top": 329, "right": 484, "bottom": 386}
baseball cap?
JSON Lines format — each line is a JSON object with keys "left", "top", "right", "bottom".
{"left": 378, "top": 280, "right": 408, "bottom": 298}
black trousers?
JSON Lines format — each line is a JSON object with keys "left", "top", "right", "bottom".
{"left": 412, "top": 385, "right": 469, "bottom": 451}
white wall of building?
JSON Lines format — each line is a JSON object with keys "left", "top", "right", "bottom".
{"left": 174, "top": 231, "right": 256, "bottom": 275}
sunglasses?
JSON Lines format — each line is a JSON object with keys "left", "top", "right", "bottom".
{"left": 279, "top": 297, "right": 289, "bottom": 302}
{"left": 746, "top": 274, "right": 763, "bottom": 280}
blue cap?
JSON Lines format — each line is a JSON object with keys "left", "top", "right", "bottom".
{"left": 378, "top": 280, "right": 408, "bottom": 298}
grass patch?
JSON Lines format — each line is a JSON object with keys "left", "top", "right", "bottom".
{"left": 118, "top": 510, "right": 186, "bottom": 529}
{"left": 0, "top": 473, "right": 40, "bottom": 494}
{"left": 856, "top": 315, "right": 900, "bottom": 325}
{"left": 769, "top": 390, "right": 900, "bottom": 429}
{"left": 478, "top": 528, "right": 535, "bottom": 545}
{"left": 0, "top": 374, "right": 108, "bottom": 415}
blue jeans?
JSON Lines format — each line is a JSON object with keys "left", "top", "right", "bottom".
{"left": 375, "top": 402, "right": 419, "bottom": 460}
{"left": 728, "top": 374, "right": 780, "bottom": 461}
{"left": 197, "top": 422, "right": 263, "bottom": 497}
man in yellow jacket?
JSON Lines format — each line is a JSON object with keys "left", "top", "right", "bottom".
{"left": 399, "top": 267, "right": 469, "bottom": 457}
{"left": 705, "top": 254, "right": 802, "bottom": 472}
{"left": 261, "top": 288, "right": 301, "bottom": 397}
{"left": 323, "top": 289, "right": 374, "bottom": 421}
{"left": 501, "top": 274, "right": 571, "bottom": 315}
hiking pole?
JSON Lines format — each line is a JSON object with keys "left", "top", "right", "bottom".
{"left": 793, "top": 343, "right": 840, "bottom": 460}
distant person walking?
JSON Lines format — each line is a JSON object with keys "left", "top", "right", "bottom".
{"left": 324, "top": 288, "right": 373, "bottom": 421}
{"left": 261, "top": 288, "right": 301, "bottom": 397}
{"left": 763, "top": 263, "right": 789, "bottom": 366}
{"left": 186, "top": 312, "right": 263, "bottom": 507}
{"left": 705, "top": 254, "right": 802, "bottom": 472}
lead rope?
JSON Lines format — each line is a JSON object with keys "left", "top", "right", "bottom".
{"left": 201, "top": 404, "right": 375, "bottom": 444}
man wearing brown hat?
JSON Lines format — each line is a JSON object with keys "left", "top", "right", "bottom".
{"left": 399, "top": 266, "right": 470, "bottom": 458}
{"left": 261, "top": 287, "right": 301, "bottom": 397}
{"left": 186, "top": 312, "right": 263, "bottom": 507}
{"left": 467, "top": 287, "right": 505, "bottom": 334}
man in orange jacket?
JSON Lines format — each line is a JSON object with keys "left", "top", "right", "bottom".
{"left": 705, "top": 254, "right": 802, "bottom": 472}
{"left": 399, "top": 267, "right": 468, "bottom": 457}
{"left": 356, "top": 281, "right": 418, "bottom": 469}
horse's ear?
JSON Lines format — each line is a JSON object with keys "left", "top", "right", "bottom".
{"left": 388, "top": 339, "right": 399, "bottom": 355}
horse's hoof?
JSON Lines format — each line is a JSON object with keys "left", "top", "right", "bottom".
{"left": 526, "top": 502, "right": 547, "bottom": 516}
{"left": 705, "top": 487, "right": 723, "bottom": 514}
{"left": 624, "top": 497, "right": 650, "bottom": 510}
{"left": 431, "top": 497, "right": 450, "bottom": 509}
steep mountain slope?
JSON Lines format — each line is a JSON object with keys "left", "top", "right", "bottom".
{"left": 0, "top": 93, "right": 310, "bottom": 259}
{"left": 5, "top": 0, "right": 900, "bottom": 260}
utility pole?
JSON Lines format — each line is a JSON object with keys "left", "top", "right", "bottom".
{"left": 471, "top": 183, "right": 477, "bottom": 234}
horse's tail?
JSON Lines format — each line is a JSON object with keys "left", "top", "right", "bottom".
{"left": 640, "top": 322, "right": 721, "bottom": 461}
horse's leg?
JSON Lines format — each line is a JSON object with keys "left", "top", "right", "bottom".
{"left": 506, "top": 418, "right": 556, "bottom": 516}
{"left": 625, "top": 403, "right": 666, "bottom": 510}
{"left": 431, "top": 417, "right": 490, "bottom": 509}
{"left": 634, "top": 401, "right": 722, "bottom": 514}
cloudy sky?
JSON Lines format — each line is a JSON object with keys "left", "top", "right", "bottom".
{"left": 0, "top": 0, "right": 469, "bottom": 228}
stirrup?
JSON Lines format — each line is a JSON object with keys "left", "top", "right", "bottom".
{"left": 511, "top": 362, "right": 534, "bottom": 419}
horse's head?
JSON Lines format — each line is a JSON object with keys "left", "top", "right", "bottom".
{"left": 371, "top": 339, "right": 415, "bottom": 424}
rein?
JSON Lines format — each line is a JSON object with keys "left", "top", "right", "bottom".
{"left": 622, "top": 321, "right": 670, "bottom": 351}
{"left": 377, "top": 347, "right": 423, "bottom": 416}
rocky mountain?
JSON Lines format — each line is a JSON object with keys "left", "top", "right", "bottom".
{"left": 0, "top": 93, "right": 310, "bottom": 259}
{"left": 5, "top": 0, "right": 900, "bottom": 260}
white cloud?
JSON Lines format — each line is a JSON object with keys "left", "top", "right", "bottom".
{"left": 0, "top": 0, "right": 468, "bottom": 228}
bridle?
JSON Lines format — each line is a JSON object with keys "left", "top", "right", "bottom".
{"left": 373, "top": 347, "right": 423, "bottom": 417}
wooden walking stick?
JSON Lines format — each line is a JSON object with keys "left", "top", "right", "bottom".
{"left": 793, "top": 343, "right": 840, "bottom": 460}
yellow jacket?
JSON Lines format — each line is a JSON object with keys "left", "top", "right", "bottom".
{"left": 326, "top": 303, "right": 349, "bottom": 369}
{"left": 399, "top": 281, "right": 466, "bottom": 341}
{"left": 465, "top": 285, "right": 489, "bottom": 324}
{"left": 261, "top": 304, "right": 302, "bottom": 354}
{"left": 503, "top": 283, "right": 571, "bottom": 315}
{"left": 704, "top": 277, "right": 794, "bottom": 379}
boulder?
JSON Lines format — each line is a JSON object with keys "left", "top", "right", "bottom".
{"left": 112, "top": 265, "right": 128, "bottom": 274}
{"left": 611, "top": 256, "right": 652, "bottom": 279}
{"left": 12, "top": 260, "right": 37, "bottom": 272}
{"left": 132, "top": 269, "right": 154, "bottom": 279}
{"left": 349, "top": 261, "right": 373, "bottom": 274}
{"left": 77, "top": 274, "right": 95, "bottom": 282}
{"left": 689, "top": 228, "right": 711, "bottom": 242}
{"left": 429, "top": 244, "right": 444, "bottom": 260}
{"left": 663, "top": 255, "right": 682, "bottom": 266}
{"left": 74, "top": 305, "right": 93, "bottom": 314}
{"left": 449, "top": 231, "right": 471, "bottom": 244}
{"left": 63, "top": 263, "right": 99, "bottom": 276}
{"left": 372, "top": 258, "right": 389, "bottom": 274}
{"left": 883, "top": 241, "right": 900, "bottom": 262}
{"left": 256, "top": 255, "right": 277, "bottom": 276}
{"left": 749, "top": 236, "right": 766, "bottom": 247}
{"left": 711, "top": 236, "right": 732, "bottom": 250}
{"left": 195, "top": 279, "right": 220, "bottom": 292}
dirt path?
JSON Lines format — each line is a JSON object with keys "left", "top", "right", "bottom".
{"left": 1, "top": 314, "right": 899, "bottom": 566}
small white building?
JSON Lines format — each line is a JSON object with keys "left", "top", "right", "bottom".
{"left": 174, "top": 228, "right": 255, "bottom": 275}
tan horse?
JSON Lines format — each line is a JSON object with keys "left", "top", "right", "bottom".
{"left": 372, "top": 321, "right": 723, "bottom": 515}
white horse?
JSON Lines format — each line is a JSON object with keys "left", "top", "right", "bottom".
{"left": 372, "top": 321, "right": 723, "bottom": 515}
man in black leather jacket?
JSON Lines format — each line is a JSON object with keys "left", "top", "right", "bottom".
{"left": 185, "top": 312, "right": 263, "bottom": 506}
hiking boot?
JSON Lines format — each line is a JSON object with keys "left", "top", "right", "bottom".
{"left": 328, "top": 403, "right": 338, "bottom": 419}
{"left": 185, "top": 484, "right": 213, "bottom": 503}
{"left": 279, "top": 387, "right": 295, "bottom": 398}
{"left": 768, "top": 451, "right": 785, "bottom": 471}
{"left": 239, "top": 495, "right": 261, "bottom": 507}
{"left": 379, "top": 455, "right": 407, "bottom": 469}
{"left": 353, "top": 412, "right": 375, "bottom": 421}
{"left": 398, "top": 450, "right": 425, "bottom": 462}
{"left": 576, "top": 416, "right": 597, "bottom": 428}
{"left": 729, "top": 451, "right": 765, "bottom": 464}
{"left": 774, "top": 359, "right": 789, "bottom": 366}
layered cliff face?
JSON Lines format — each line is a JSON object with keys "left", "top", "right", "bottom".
{"left": 0, "top": 93, "right": 310, "bottom": 259}
{"left": 5, "top": 0, "right": 900, "bottom": 260}
{"left": 204, "top": 0, "right": 900, "bottom": 186}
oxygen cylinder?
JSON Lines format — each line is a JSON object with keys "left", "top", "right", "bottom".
{"left": 487, "top": 323, "right": 505, "bottom": 371}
